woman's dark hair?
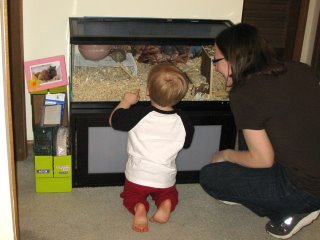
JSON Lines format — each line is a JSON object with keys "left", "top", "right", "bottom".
{"left": 215, "top": 23, "right": 286, "bottom": 87}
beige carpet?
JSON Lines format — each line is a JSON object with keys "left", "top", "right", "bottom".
{"left": 17, "top": 156, "right": 320, "bottom": 240}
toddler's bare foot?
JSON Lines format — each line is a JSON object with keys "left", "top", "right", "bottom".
{"left": 132, "top": 203, "right": 148, "bottom": 233}
{"left": 150, "top": 199, "right": 171, "bottom": 224}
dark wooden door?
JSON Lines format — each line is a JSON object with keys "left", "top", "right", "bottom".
{"left": 8, "top": 0, "right": 28, "bottom": 161}
{"left": 242, "top": 0, "right": 309, "bottom": 61}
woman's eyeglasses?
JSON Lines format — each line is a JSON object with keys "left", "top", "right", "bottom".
{"left": 212, "top": 57, "right": 224, "bottom": 66}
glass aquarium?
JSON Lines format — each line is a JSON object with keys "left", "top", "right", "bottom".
{"left": 69, "top": 17, "right": 233, "bottom": 102}
{"left": 69, "top": 18, "right": 237, "bottom": 187}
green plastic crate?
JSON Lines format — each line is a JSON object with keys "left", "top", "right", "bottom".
{"left": 35, "top": 155, "right": 72, "bottom": 192}
{"left": 33, "top": 126, "right": 58, "bottom": 155}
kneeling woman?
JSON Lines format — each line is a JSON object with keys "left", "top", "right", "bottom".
{"left": 200, "top": 23, "right": 320, "bottom": 239}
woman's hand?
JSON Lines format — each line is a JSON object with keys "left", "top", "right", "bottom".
{"left": 212, "top": 150, "right": 228, "bottom": 163}
{"left": 210, "top": 129, "right": 275, "bottom": 168}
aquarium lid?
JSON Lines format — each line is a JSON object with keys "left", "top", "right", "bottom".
{"left": 69, "top": 17, "right": 233, "bottom": 45}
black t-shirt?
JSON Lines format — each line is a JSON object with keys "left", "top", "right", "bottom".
{"left": 230, "top": 61, "right": 320, "bottom": 198}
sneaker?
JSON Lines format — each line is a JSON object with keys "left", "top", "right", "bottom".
{"left": 265, "top": 210, "right": 320, "bottom": 239}
{"left": 218, "top": 200, "right": 240, "bottom": 205}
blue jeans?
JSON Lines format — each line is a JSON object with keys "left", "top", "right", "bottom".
{"left": 199, "top": 162, "right": 320, "bottom": 222}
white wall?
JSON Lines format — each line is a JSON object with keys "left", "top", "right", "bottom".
{"left": 23, "top": 0, "right": 244, "bottom": 140}
{"left": 0, "top": 8, "right": 16, "bottom": 240}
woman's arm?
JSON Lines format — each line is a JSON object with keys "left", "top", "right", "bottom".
{"left": 212, "top": 129, "right": 274, "bottom": 168}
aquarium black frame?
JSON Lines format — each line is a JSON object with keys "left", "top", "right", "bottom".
{"left": 69, "top": 17, "right": 233, "bottom": 45}
{"left": 69, "top": 17, "right": 236, "bottom": 187}
{"left": 71, "top": 101, "right": 236, "bottom": 187}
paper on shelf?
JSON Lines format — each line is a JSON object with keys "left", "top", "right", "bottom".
{"left": 45, "top": 93, "right": 66, "bottom": 105}
{"left": 42, "top": 105, "right": 62, "bottom": 125}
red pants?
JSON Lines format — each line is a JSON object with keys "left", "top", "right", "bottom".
{"left": 120, "top": 179, "right": 178, "bottom": 215}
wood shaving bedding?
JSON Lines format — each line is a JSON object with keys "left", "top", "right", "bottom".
{"left": 71, "top": 58, "right": 229, "bottom": 102}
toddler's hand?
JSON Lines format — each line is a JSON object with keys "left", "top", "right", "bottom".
{"left": 123, "top": 89, "right": 140, "bottom": 105}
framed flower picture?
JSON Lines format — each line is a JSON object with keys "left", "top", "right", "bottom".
{"left": 24, "top": 55, "right": 68, "bottom": 93}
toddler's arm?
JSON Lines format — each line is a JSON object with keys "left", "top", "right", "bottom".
{"left": 108, "top": 89, "right": 140, "bottom": 127}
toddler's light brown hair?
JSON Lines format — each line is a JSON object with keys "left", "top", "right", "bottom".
{"left": 147, "top": 63, "right": 188, "bottom": 107}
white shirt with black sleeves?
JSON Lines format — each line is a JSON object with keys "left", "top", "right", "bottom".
{"left": 111, "top": 105, "right": 194, "bottom": 188}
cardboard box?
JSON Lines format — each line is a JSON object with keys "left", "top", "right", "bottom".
{"left": 35, "top": 155, "right": 72, "bottom": 192}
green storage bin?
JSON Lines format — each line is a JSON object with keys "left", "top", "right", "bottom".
{"left": 35, "top": 155, "right": 72, "bottom": 193}
{"left": 36, "top": 178, "right": 72, "bottom": 193}
{"left": 35, "top": 156, "right": 53, "bottom": 178}
{"left": 54, "top": 156, "right": 72, "bottom": 178}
